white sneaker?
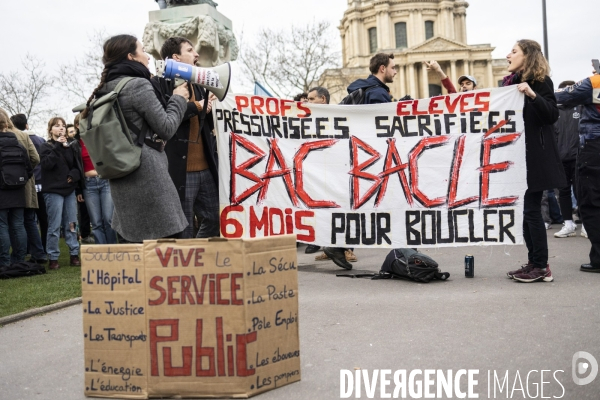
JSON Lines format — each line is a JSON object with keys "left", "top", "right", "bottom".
{"left": 545, "top": 222, "right": 552, "bottom": 230}
{"left": 554, "top": 221, "right": 577, "bottom": 238}
{"left": 581, "top": 225, "right": 588, "bottom": 238}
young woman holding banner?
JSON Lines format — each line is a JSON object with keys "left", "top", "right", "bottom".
{"left": 503, "top": 39, "right": 566, "bottom": 283}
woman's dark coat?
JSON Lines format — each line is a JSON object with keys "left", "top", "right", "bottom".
{"left": 513, "top": 76, "right": 567, "bottom": 192}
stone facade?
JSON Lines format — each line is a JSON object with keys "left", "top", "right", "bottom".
{"left": 142, "top": 4, "right": 238, "bottom": 67}
{"left": 323, "top": 0, "right": 508, "bottom": 102}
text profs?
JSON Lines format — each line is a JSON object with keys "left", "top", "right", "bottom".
{"left": 235, "top": 95, "right": 311, "bottom": 118}
{"left": 340, "top": 369, "right": 479, "bottom": 399}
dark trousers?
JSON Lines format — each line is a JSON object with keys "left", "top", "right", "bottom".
{"left": 523, "top": 190, "right": 548, "bottom": 267}
{"left": 559, "top": 159, "right": 577, "bottom": 222}
{"left": 78, "top": 199, "right": 91, "bottom": 238}
{"left": 9, "top": 208, "right": 46, "bottom": 263}
{"left": 577, "top": 139, "right": 600, "bottom": 267}
{"left": 35, "top": 191, "right": 48, "bottom": 250}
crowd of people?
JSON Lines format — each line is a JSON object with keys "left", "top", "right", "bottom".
{"left": 0, "top": 35, "right": 598, "bottom": 282}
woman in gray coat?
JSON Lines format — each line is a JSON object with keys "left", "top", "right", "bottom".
{"left": 82, "top": 35, "right": 190, "bottom": 241}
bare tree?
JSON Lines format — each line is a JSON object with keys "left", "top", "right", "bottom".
{"left": 56, "top": 29, "right": 106, "bottom": 103}
{"left": 0, "top": 54, "right": 56, "bottom": 125}
{"left": 239, "top": 20, "right": 341, "bottom": 98}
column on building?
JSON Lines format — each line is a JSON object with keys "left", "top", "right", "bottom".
{"left": 408, "top": 10, "right": 416, "bottom": 47}
{"left": 450, "top": 60, "right": 457, "bottom": 86}
{"left": 351, "top": 18, "right": 361, "bottom": 61}
{"left": 376, "top": 8, "right": 392, "bottom": 50}
{"left": 415, "top": 9, "right": 424, "bottom": 44}
{"left": 486, "top": 60, "right": 494, "bottom": 88}
{"left": 399, "top": 64, "right": 406, "bottom": 97}
{"left": 464, "top": 60, "right": 471, "bottom": 76}
{"left": 420, "top": 63, "right": 429, "bottom": 98}
{"left": 459, "top": 13, "right": 467, "bottom": 43}
{"left": 408, "top": 63, "right": 416, "bottom": 97}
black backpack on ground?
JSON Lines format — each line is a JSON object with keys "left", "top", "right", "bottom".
{"left": 0, "top": 261, "right": 46, "bottom": 279}
{"left": 337, "top": 248, "right": 449, "bottom": 283}
{"left": 0, "top": 133, "right": 32, "bottom": 190}
{"left": 339, "top": 85, "right": 378, "bottom": 105}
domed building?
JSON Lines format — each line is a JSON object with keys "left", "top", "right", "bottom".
{"left": 322, "top": 0, "right": 508, "bottom": 102}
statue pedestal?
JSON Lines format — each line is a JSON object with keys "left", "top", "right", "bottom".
{"left": 143, "top": 4, "right": 238, "bottom": 67}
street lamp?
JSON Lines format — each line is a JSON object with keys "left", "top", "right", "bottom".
{"left": 542, "top": 0, "right": 549, "bottom": 60}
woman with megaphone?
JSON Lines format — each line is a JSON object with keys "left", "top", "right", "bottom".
{"left": 81, "top": 34, "right": 190, "bottom": 242}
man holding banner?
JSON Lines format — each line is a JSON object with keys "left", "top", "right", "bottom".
{"left": 322, "top": 53, "right": 397, "bottom": 270}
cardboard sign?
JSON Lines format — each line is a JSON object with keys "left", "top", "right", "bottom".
{"left": 214, "top": 87, "right": 527, "bottom": 248}
{"left": 82, "top": 235, "right": 300, "bottom": 399}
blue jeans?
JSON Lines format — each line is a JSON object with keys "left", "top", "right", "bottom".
{"left": 9, "top": 208, "right": 46, "bottom": 264}
{"left": 0, "top": 208, "right": 26, "bottom": 267}
{"left": 84, "top": 177, "right": 117, "bottom": 244}
{"left": 44, "top": 192, "right": 79, "bottom": 260}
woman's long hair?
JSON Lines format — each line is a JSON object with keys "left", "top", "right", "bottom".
{"left": 517, "top": 39, "right": 550, "bottom": 83}
{"left": 81, "top": 34, "right": 138, "bottom": 118}
{"left": 0, "top": 108, "right": 15, "bottom": 132}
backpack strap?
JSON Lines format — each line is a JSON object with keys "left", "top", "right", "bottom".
{"left": 112, "top": 77, "right": 146, "bottom": 148}
{"left": 336, "top": 272, "right": 379, "bottom": 279}
{"left": 86, "top": 77, "right": 135, "bottom": 131}
{"left": 435, "top": 272, "right": 450, "bottom": 280}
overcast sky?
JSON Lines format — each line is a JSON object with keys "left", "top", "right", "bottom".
{"left": 0, "top": 0, "right": 595, "bottom": 127}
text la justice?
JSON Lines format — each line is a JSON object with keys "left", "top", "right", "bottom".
{"left": 86, "top": 300, "right": 144, "bottom": 316}
{"left": 148, "top": 273, "right": 243, "bottom": 306}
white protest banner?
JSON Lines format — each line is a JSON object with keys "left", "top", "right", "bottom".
{"left": 214, "top": 86, "right": 526, "bottom": 248}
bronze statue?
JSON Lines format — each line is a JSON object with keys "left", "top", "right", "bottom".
{"left": 156, "top": 0, "right": 219, "bottom": 8}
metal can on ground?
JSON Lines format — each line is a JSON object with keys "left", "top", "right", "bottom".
{"left": 465, "top": 255, "right": 474, "bottom": 278}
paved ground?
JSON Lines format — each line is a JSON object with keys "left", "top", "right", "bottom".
{"left": 1, "top": 229, "right": 599, "bottom": 399}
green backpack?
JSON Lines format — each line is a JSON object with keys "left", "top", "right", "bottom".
{"left": 74, "top": 77, "right": 145, "bottom": 180}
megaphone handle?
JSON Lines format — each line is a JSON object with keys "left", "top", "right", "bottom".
{"left": 198, "top": 94, "right": 210, "bottom": 134}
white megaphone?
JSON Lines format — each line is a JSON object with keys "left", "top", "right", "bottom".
{"left": 155, "top": 59, "right": 231, "bottom": 101}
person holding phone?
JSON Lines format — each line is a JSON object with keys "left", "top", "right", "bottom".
{"left": 39, "top": 117, "right": 84, "bottom": 269}
{"left": 555, "top": 60, "right": 600, "bottom": 273}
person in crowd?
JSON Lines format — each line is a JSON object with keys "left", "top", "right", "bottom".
{"left": 154, "top": 36, "right": 220, "bottom": 239}
{"left": 306, "top": 87, "right": 330, "bottom": 104}
{"left": 541, "top": 189, "right": 563, "bottom": 229}
{"left": 1, "top": 110, "right": 45, "bottom": 265}
{"left": 553, "top": 80, "right": 585, "bottom": 238}
{"left": 39, "top": 117, "right": 84, "bottom": 269}
{"left": 293, "top": 93, "right": 308, "bottom": 102}
{"left": 74, "top": 114, "right": 118, "bottom": 244}
{"left": 555, "top": 63, "right": 600, "bottom": 273}
{"left": 11, "top": 113, "right": 49, "bottom": 250}
{"left": 66, "top": 124, "right": 77, "bottom": 139}
{"left": 0, "top": 111, "right": 33, "bottom": 268}
{"left": 424, "top": 61, "right": 478, "bottom": 93}
{"left": 503, "top": 39, "right": 566, "bottom": 283}
{"left": 346, "top": 53, "right": 396, "bottom": 105}
{"left": 321, "top": 53, "right": 397, "bottom": 270}
{"left": 81, "top": 34, "right": 189, "bottom": 241}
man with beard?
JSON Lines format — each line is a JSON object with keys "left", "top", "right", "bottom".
{"left": 154, "top": 37, "right": 220, "bottom": 239}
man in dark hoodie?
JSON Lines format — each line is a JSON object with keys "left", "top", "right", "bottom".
{"left": 555, "top": 66, "right": 600, "bottom": 273}
{"left": 553, "top": 80, "right": 584, "bottom": 239}
{"left": 322, "top": 53, "right": 396, "bottom": 270}
{"left": 346, "top": 53, "right": 397, "bottom": 105}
